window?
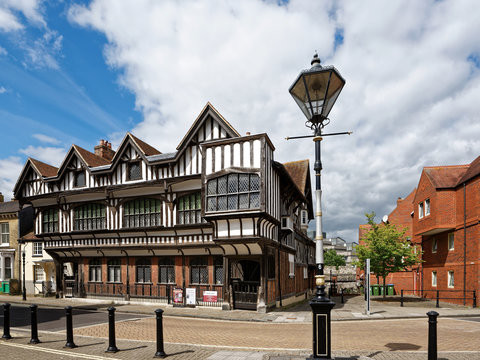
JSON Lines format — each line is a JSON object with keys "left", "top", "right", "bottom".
{"left": 288, "top": 253, "right": 295, "bottom": 277}
{"left": 136, "top": 258, "right": 151, "bottom": 283}
{"left": 158, "top": 257, "right": 175, "bottom": 284}
{"left": 33, "top": 242, "right": 43, "bottom": 256}
{"left": 34, "top": 264, "right": 44, "bottom": 282}
{"left": 432, "top": 271, "right": 437, "bottom": 287}
{"left": 418, "top": 202, "right": 424, "bottom": 219}
{"left": 214, "top": 256, "right": 223, "bottom": 284}
{"left": 448, "top": 233, "right": 454, "bottom": 250}
{"left": 206, "top": 173, "right": 260, "bottom": 212}
{"left": 190, "top": 257, "right": 208, "bottom": 284}
{"left": 89, "top": 259, "right": 102, "bottom": 282}
{"left": 300, "top": 210, "right": 309, "bottom": 227}
{"left": 4, "top": 257, "right": 12, "bottom": 279}
{"left": 448, "top": 270, "right": 454, "bottom": 288}
{"left": 425, "top": 199, "right": 430, "bottom": 216}
{"left": 74, "top": 203, "right": 106, "bottom": 231}
{"left": 1, "top": 223, "right": 9, "bottom": 244}
{"left": 432, "top": 237, "right": 437, "bottom": 253}
{"left": 123, "top": 198, "right": 162, "bottom": 228}
{"left": 42, "top": 209, "right": 58, "bottom": 233}
{"left": 303, "top": 266, "right": 308, "bottom": 280}
{"left": 74, "top": 171, "right": 86, "bottom": 188}
{"left": 127, "top": 161, "right": 142, "bottom": 181}
{"left": 107, "top": 259, "right": 121, "bottom": 283}
{"left": 178, "top": 192, "right": 202, "bottom": 224}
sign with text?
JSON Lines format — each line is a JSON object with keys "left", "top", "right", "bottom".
{"left": 203, "top": 290, "right": 218, "bottom": 302}
{"left": 186, "top": 287, "right": 196, "bottom": 306}
{"left": 173, "top": 288, "right": 183, "bottom": 304}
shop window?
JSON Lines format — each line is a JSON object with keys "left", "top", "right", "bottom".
{"left": 107, "top": 259, "right": 121, "bottom": 283}
{"left": 74, "top": 203, "right": 106, "bottom": 231}
{"left": 42, "top": 209, "right": 58, "bottom": 233}
{"left": 158, "top": 257, "right": 175, "bottom": 284}
{"left": 1, "top": 223, "right": 9, "bottom": 244}
{"left": 89, "top": 259, "right": 102, "bottom": 282}
{"left": 123, "top": 198, "right": 162, "bottom": 228}
{"left": 136, "top": 258, "right": 151, "bottom": 283}
{"left": 206, "top": 173, "right": 260, "bottom": 212}
{"left": 190, "top": 257, "right": 208, "bottom": 284}
{"left": 178, "top": 192, "right": 202, "bottom": 224}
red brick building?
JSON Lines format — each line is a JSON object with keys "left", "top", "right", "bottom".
{"left": 359, "top": 156, "right": 480, "bottom": 306}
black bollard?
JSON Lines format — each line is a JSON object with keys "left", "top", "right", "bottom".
{"left": 436, "top": 290, "right": 440, "bottom": 308}
{"left": 427, "top": 311, "right": 439, "bottom": 360}
{"left": 29, "top": 304, "right": 40, "bottom": 344}
{"left": 154, "top": 309, "right": 167, "bottom": 358}
{"left": 340, "top": 288, "right": 344, "bottom": 304}
{"left": 105, "top": 306, "right": 118, "bottom": 353}
{"left": 2, "top": 303, "right": 12, "bottom": 340}
{"left": 64, "top": 306, "right": 76, "bottom": 348}
{"left": 400, "top": 290, "right": 404, "bottom": 307}
{"left": 473, "top": 290, "right": 477, "bottom": 308}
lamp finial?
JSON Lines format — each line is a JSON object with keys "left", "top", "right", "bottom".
{"left": 311, "top": 52, "right": 321, "bottom": 67}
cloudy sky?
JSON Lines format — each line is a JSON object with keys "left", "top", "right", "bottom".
{"left": 1, "top": 0, "right": 480, "bottom": 242}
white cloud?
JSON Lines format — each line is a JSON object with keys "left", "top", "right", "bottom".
{"left": 0, "top": 46, "right": 7, "bottom": 55}
{"left": 0, "top": 86, "right": 7, "bottom": 94}
{"left": 63, "top": 0, "right": 480, "bottom": 241}
{"left": 0, "top": 156, "right": 24, "bottom": 201}
{"left": 19, "top": 145, "right": 66, "bottom": 168}
{"left": 32, "top": 133, "right": 61, "bottom": 145}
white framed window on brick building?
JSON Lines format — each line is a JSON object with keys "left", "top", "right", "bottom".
{"left": 425, "top": 199, "right": 430, "bottom": 216}
{"left": 432, "top": 271, "right": 437, "bottom": 287}
{"left": 34, "top": 265, "right": 44, "bottom": 282}
{"left": 448, "top": 271, "right": 454, "bottom": 288}
{"left": 418, "top": 202, "right": 424, "bottom": 219}
{"left": 33, "top": 242, "right": 43, "bottom": 256}
{"left": 448, "top": 233, "right": 454, "bottom": 250}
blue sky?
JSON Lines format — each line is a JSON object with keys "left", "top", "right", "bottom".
{"left": 1, "top": 0, "right": 480, "bottom": 242}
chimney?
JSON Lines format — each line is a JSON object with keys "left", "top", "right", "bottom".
{"left": 246, "top": 132, "right": 251, "bottom": 136}
{"left": 0, "top": 192, "right": 3, "bottom": 203}
{"left": 94, "top": 139, "right": 116, "bottom": 161}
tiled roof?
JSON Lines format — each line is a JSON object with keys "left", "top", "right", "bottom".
{"left": 0, "top": 200, "right": 20, "bottom": 214}
{"left": 457, "top": 155, "right": 480, "bottom": 185}
{"left": 129, "top": 133, "right": 162, "bottom": 156}
{"left": 20, "top": 231, "right": 41, "bottom": 241}
{"left": 73, "top": 145, "right": 110, "bottom": 167}
{"left": 424, "top": 165, "right": 468, "bottom": 189}
{"left": 283, "top": 160, "right": 309, "bottom": 195}
{"left": 30, "top": 158, "right": 58, "bottom": 177}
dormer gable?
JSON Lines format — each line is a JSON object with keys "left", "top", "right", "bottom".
{"left": 13, "top": 158, "right": 58, "bottom": 198}
{"left": 110, "top": 132, "right": 161, "bottom": 171}
{"left": 57, "top": 145, "right": 110, "bottom": 180}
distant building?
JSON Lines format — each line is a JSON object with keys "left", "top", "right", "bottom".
{"left": 323, "top": 237, "right": 358, "bottom": 265}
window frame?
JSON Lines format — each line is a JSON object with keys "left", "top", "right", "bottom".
{"left": 448, "top": 232, "right": 454, "bottom": 250}
{"left": 73, "top": 203, "right": 106, "bottom": 231}
{"left": 158, "top": 257, "right": 175, "bottom": 284}
{"left": 123, "top": 198, "right": 162, "bottom": 228}
{"left": 33, "top": 242, "right": 43, "bottom": 257}
{"left": 425, "top": 199, "right": 430, "bottom": 216}
{"left": 418, "top": 202, "right": 424, "bottom": 219}
{"left": 74, "top": 170, "right": 86, "bottom": 188}
{"left": 135, "top": 258, "right": 152, "bottom": 283}
{"left": 33, "top": 264, "right": 44, "bottom": 282}
{"left": 214, "top": 256, "right": 223, "bottom": 285}
{"left": 1, "top": 222, "right": 9, "bottom": 245}
{"left": 88, "top": 259, "right": 102, "bottom": 283}
{"left": 127, "top": 161, "right": 142, "bottom": 181}
{"left": 177, "top": 192, "right": 202, "bottom": 225}
{"left": 448, "top": 270, "right": 454, "bottom": 288}
{"left": 107, "top": 258, "right": 121, "bottom": 283}
{"left": 42, "top": 208, "right": 59, "bottom": 233}
{"left": 190, "top": 256, "right": 208, "bottom": 285}
{"left": 432, "top": 237, "right": 437, "bottom": 253}
{"left": 432, "top": 271, "right": 437, "bottom": 287}
{"left": 206, "top": 173, "right": 261, "bottom": 213}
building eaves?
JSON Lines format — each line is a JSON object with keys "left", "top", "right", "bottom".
{"left": 424, "top": 165, "right": 469, "bottom": 189}
{"left": 128, "top": 133, "right": 162, "bottom": 156}
{"left": 457, "top": 154, "right": 480, "bottom": 185}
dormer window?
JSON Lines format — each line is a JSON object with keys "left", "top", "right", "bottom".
{"left": 128, "top": 161, "right": 142, "bottom": 181}
{"left": 206, "top": 173, "right": 260, "bottom": 212}
{"left": 74, "top": 170, "right": 86, "bottom": 188}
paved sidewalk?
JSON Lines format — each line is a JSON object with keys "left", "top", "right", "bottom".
{"left": 1, "top": 293, "right": 479, "bottom": 323}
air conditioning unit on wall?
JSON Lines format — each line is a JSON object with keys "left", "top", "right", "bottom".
{"left": 281, "top": 216, "right": 293, "bottom": 232}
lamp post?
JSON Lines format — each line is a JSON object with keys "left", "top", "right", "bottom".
{"left": 22, "top": 248, "right": 26, "bottom": 301}
{"left": 288, "top": 53, "right": 347, "bottom": 359}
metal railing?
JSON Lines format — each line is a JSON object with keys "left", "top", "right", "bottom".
{"left": 400, "top": 289, "right": 476, "bottom": 308}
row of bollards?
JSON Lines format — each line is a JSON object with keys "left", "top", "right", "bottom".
{"left": 2, "top": 303, "right": 167, "bottom": 358}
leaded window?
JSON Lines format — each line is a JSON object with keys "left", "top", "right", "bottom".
{"left": 42, "top": 209, "right": 58, "bottom": 233}
{"left": 128, "top": 161, "right": 142, "bottom": 181}
{"left": 74, "top": 171, "right": 86, "bottom": 188}
{"left": 107, "top": 259, "right": 121, "bottom": 283}
{"left": 190, "top": 257, "right": 208, "bottom": 284}
{"left": 1, "top": 223, "right": 9, "bottom": 244}
{"left": 123, "top": 198, "right": 162, "bottom": 228}
{"left": 136, "top": 258, "right": 151, "bottom": 283}
{"left": 158, "top": 257, "right": 175, "bottom": 284}
{"left": 214, "top": 256, "right": 223, "bottom": 285}
{"left": 89, "top": 259, "right": 102, "bottom": 282}
{"left": 74, "top": 203, "right": 106, "bottom": 231}
{"left": 178, "top": 192, "right": 202, "bottom": 225}
{"left": 206, "top": 173, "right": 260, "bottom": 212}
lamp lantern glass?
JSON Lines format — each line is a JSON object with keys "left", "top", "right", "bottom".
{"left": 289, "top": 54, "right": 345, "bottom": 125}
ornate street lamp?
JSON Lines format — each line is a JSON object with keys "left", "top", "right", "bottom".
{"left": 288, "top": 53, "right": 347, "bottom": 360}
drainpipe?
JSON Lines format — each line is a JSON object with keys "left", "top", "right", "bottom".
{"left": 463, "top": 183, "right": 467, "bottom": 306}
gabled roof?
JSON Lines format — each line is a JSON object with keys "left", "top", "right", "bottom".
{"left": 424, "top": 165, "right": 468, "bottom": 189}
{"left": 129, "top": 133, "right": 162, "bottom": 156}
{"left": 0, "top": 200, "right": 20, "bottom": 214}
{"left": 283, "top": 160, "right": 309, "bottom": 196}
{"left": 74, "top": 145, "right": 110, "bottom": 167}
{"left": 176, "top": 102, "right": 240, "bottom": 151}
{"left": 30, "top": 158, "right": 58, "bottom": 177}
{"left": 457, "top": 154, "right": 480, "bottom": 185}
{"left": 109, "top": 132, "right": 161, "bottom": 168}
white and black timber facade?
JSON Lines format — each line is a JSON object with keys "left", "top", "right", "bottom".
{"left": 13, "top": 103, "right": 315, "bottom": 311}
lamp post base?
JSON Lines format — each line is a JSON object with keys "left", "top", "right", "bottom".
{"left": 310, "top": 276, "right": 335, "bottom": 360}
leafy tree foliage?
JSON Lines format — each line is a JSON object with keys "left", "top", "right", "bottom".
{"left": 355, "top": 212, "right": 422, "bottom": 298}
{"left": 324, "top": 249, "right": 346, "bottom": 270}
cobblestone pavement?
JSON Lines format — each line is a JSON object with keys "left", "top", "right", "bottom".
{"left": 73, "top": 315, "right": 480, "bottom": 352}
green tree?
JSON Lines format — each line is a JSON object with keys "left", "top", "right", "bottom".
{"left": 324, "top": 249, "right": 346, "bottom": 270}
{"left": 355, "top": 212, "right": 422, "bottom": 299}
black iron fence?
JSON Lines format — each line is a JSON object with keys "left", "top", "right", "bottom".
{"left": 400, "top": 289, "right": 476, "bottom": 308}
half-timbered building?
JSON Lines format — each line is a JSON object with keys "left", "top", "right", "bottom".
{"left": 13, "top": 103, "right": 315, "bottom": 311}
